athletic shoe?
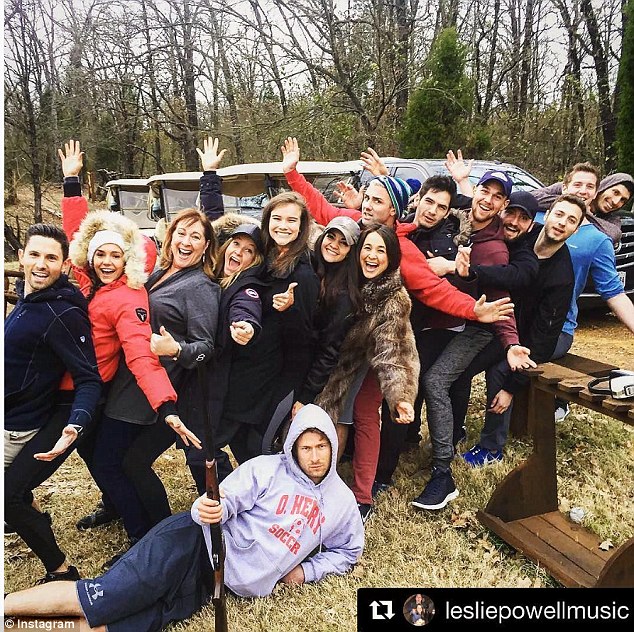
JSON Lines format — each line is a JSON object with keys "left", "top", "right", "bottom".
{"left": 357, "top": 503, "right": 374, "bottom": 524}
{"left": 461, "top": 444, "right": 503, "bottom": 468}
{"left": 371, "top": 481, "right": 391, "bottom": 500}
{"left": 411, "top": 469, "right": 459, "bottom": 510}
{"left": 36, "top": 565, "right": 80, "bottom": 584}
{"left": 554, "top": 404, "right": 570, "bottom": 423}
{"left": 76, "top": 505, "right": 118, "bottom": 531}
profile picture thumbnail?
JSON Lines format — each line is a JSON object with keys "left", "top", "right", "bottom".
{"left": 404, "top": 593, "right": 435, "bottom": 626}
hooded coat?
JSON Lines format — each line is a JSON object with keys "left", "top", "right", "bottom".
{"left": 61, "top": 196, "right": 176, "bottom": 411}
{"left": 315, "top": 270, "right": 420, "bottom": 422}
{"left": 191, "top": 404, "right": 364, "bottom": 597}
{"left": 4, "top": 275, "right": 101, "bottom": 431}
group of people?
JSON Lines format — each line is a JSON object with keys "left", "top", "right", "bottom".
{"left": 4, "top": 135, "right": 633, "bottom": 631}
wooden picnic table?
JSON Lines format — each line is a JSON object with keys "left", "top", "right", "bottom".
{"left": 477, "top": 353, "right": 634, "bottom": 588}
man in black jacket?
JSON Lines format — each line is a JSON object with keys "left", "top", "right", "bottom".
{"left": 4, "top": 223, "right": 102, "bottom": 583}
{"left": 457, "top": 195, "right": 586, "bottom": 466}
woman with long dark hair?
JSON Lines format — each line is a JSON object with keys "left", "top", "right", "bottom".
{"left": 316, "top": 224, "right": 420, "bottom": 522}
{"left": 292, "top": 215, "right": 361, "bottom": 414}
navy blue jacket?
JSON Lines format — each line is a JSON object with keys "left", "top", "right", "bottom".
{"left": 4, "top": 275, "right": 102, "bottom": 431}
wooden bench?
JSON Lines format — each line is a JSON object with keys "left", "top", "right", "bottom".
{"left": 478, "top": 353, "right": 634, "bottom": 588}
{"left": 4, "top": 269, "right": 23, "bottom": 317}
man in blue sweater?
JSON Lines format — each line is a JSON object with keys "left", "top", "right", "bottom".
{"left": 5, "top": 223, "right": 102, "bottom": 582}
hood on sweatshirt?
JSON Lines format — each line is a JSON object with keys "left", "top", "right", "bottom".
{"left": 282, "top": 404, "right": 338, "bottom": 488}
{"left": 69, "top": 210, "right": 148, "bottom": 289}
{"left": 597, "top": 172, "right": 634, "bottom": 197}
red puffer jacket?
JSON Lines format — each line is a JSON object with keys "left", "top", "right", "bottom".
{"left": 60, "top": 195, "right": 175, "bottom": 411}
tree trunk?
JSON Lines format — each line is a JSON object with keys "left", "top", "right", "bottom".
{"left": 580, "top": 0, "right": 616, "bottom": 169}
{"left": 141, "top": 0, "right": 163, "bottom": 173}
{"left": 182, "top": 0, "right": 200, "bottom": 170}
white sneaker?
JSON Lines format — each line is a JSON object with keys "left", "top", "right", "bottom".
{"left": 554, "top": 404, "right": 570, "bottom": 423}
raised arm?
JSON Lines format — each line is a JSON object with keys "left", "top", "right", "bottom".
{"left": 282, "top": 137, "right": 362, "bottom": 226}
{"left": 197, "top": 136, "right": 227, "bottom": 221}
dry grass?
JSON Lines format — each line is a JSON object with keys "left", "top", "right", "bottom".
{"left": 4, "top": 366, "right": 633, "bottom": 630}
{"left": 3, "top": 185, "right": 634, "bottom": 629}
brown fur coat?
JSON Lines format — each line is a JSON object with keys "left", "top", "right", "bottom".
{"left": 316, "top": 269, "right": 420, "bottom": 421}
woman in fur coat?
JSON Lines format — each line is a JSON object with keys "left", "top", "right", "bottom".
{"left": 316, "top": 223, "right": 420, "bottom": 523}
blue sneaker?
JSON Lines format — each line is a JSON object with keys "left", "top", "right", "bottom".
{"left": 461, "top": 444, "right": 503, "bottom": 468}
{"left": 411, "top": 468, "right": 459, "bottom": 510}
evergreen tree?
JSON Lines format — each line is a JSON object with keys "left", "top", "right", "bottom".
{"left": 400, "top": 28, "right": 490, "bottom": 158}
{"left": 616, "top": 0, "right": 634, "bottom": 175}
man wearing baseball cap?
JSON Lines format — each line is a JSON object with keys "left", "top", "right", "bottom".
{"left": 410, "top": 167, "right": 537, "bottom": 510}
{"left": 454, "top": 194, "right": 586, "bottom": 466}
{"left": 280, "top": 137, "right": 524, "bottom": 519}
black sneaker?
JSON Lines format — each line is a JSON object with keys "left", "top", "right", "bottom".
{"left": 76, "top": 505, "right": 118, "bottom": 531}
{"left": 411, "top": 469, "right": 459, "bottom": 510}
{"left": 357, "top": 503, "right": 374, "bottom": 524}
{"left": 371, "top": 481, "right": 391, "bottom": 500}
{"left": 36, "top": 565, "right": 80, "bottom": 584}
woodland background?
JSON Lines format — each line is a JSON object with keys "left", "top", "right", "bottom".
{"left": 4, "top": 0, "right": 634, "bottom": 226}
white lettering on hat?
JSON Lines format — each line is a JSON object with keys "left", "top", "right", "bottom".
{"left": 490, "top": 171, "right": 510, "bottom": 182}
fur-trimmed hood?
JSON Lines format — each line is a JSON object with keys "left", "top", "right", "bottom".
{"left": 448, "top": 208, "right": 472, "bottom": 246}
{"left": 211, "top": 212, "right": 261, "bottom": 247}
{"left": 69, "top": 210, "right": 148, "bottom": 289}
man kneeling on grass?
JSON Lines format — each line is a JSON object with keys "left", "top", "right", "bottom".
{"left": 4, "top": 405, "right": 364, "bottom": 631}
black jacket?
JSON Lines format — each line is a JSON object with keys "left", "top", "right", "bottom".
{"left": 295, "top": 289, "right": 357, "bottom": 405}
{"left": 4, "top": 276, "right": 102, "bottom": 431}
{"left": 470, "top": 235, "right": 539, "bottom": 293}
{"left": 221, "top": 254, "right": 319, "bottom": 429}
{"left": 402, "top": 214, "right": 476, "bottom": 331}
{"left": 503, "top": 226, "right": 574, "bottom": 393}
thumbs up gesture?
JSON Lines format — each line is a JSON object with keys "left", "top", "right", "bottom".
{"left": 273, "top": 282, "right": 298, "bottom": 312}
{"left": 151, "top": 325, "right": 181, "bottom": 357}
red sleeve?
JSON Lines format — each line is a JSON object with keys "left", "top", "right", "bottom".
{"left": 61, "top": 196, "right": 92, "bottom": 296}
{"left": 396, "top": 227, "right": 477, "bottom": 320}
{"left": 61, "top": 195, "right": 88, "bottom": 241}
{"left": 113, "top": 288, "right": 177, "bottom": 410}
{"left": 285, "top": 169, "right": 362, "bottom": 226}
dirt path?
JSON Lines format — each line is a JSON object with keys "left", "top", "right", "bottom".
{"left": 572, "top": 307, "right": 634, "bottom": 368}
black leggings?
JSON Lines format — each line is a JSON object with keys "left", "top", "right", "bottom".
{"left": 90, "top": 416, "right": 175, "bottom": 540}
{"left": 5, "top": 405, "right": 76, "bottom": 572}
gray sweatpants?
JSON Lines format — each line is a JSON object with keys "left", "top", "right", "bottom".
{"left": 422, "top": 326, "right": 494, "bottom": 471}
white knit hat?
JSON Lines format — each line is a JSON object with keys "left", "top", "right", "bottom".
{"left": 87, "top": 230, "right": 127, "bottom": 267}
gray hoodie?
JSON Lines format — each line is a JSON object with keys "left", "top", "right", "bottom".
{"left": 191, "top": 404, "right": 364, "bottom": 597}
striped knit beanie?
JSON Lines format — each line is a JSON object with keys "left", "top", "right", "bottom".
{"left": 370, "top": 175, "right": 413, "bottom": 219}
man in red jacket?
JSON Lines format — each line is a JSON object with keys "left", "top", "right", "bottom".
{"left": 280, "top": 138, "right": 523, "bottom": 521}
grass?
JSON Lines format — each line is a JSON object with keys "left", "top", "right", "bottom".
{"left": 4, "top": 186, "right": 633, "bottom": 628}
{"left": 4, "top": 371, "right": 633, "bottom": 631}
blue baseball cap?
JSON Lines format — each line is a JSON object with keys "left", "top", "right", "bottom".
{"left": 477, "top": 169, "right": 513, "bottom": 198}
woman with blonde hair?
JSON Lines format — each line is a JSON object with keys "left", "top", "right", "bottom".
{"left": 98, "top": 205, "right": 220, "bottom": 558}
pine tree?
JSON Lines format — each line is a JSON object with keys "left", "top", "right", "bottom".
{"left": 399, "top": 28, "right": 490, "bottom": 158}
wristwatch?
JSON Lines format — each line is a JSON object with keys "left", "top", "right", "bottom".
{"left": 67, "top": 424, "right": 84, "bottom": 435}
